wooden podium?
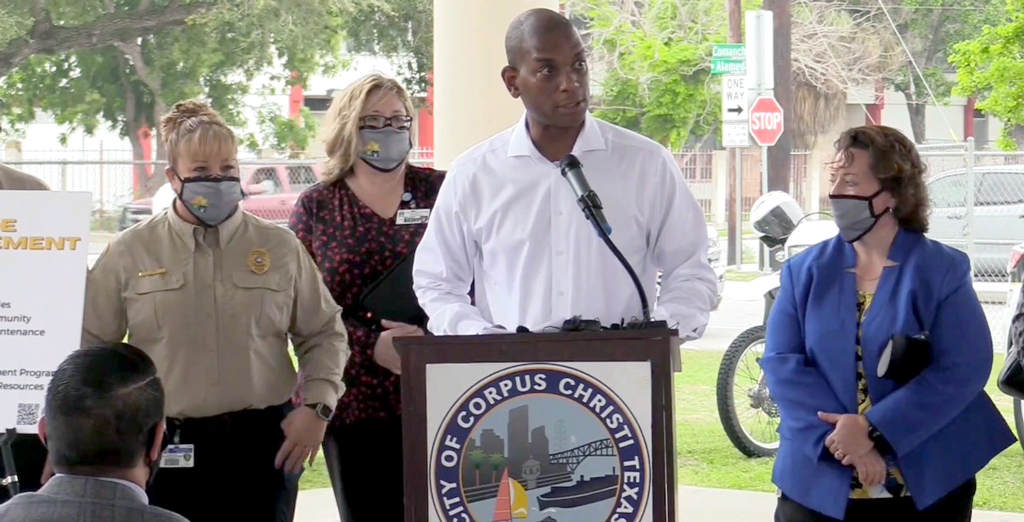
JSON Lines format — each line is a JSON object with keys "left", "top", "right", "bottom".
{"left": 397, "top": 329, "right": 679, "bottom": 522}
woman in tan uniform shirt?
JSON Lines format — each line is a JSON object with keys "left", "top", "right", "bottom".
{"left": 81, "top": 100, "right": 350, "bottom": 522}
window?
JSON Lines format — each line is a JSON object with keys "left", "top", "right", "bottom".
{"left": 978, "top": 172, "right": 1024, "bottom": 206}
{"left": 250, "top": 167, "right": 282, "bottom": 194}
{"left": 928, "top": 174, "right": 966, "bottom": 208}
{"left": 287, "top": 166, "right": 319, "bottom": 193}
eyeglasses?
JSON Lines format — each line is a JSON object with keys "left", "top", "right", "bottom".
{"left": 359, "top": 115, "right": 413, "bottom": 130}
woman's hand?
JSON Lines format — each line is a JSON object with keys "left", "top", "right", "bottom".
{"left": 373, "top": 320, "right": 424, "bottom": 374}
{"left": 849, "top": 447, "right": 887, "bottom": 487}
{"left": 819, "top": 411, "right": 874, "bottom": 461}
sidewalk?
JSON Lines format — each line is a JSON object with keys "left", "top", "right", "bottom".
{"left": 293, "top": 485, "right": 1024, "bottom": 522}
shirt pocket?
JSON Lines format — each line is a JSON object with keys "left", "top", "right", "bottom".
{"left": 128, "top": 272, "right": 186, "bottom": 341}
{"left": 231, "top": 272, "right": 291, "bottom": 337}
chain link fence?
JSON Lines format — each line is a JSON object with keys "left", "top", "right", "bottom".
{"left": 2, "top": 151, "right": 435, "bottom": 230}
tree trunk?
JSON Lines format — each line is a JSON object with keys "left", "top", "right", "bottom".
{"left": 906, "top": 100, "right": 927, "bottom": 144}
{"left": 0, "top": 1, "right": 214, "bottom": 77}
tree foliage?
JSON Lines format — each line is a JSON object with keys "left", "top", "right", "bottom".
{"left": 568, "top": 0, "right": 728, "bottom": 150}
{"left": 848, "top": 0, "right": 1005, "bottom": 143}
{"left": 950, "top": 0, "right": 1021, "bottom": 150}
{"left": 339, "top": 0, "right": 433, "bottom": 97}
{"left": 0, "top": 0, "right": 347, "bottom": 196}
{"left": 242, "top": 105, "right": 320, "bottom": 158}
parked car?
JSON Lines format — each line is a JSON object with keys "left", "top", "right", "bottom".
{"left": 926, "top": 166, "right": 1024, "bottom": 278}
{"left": 707, "top": 224, "right": 726, "bottom": 310}
{"left": 119, "top": 164, "right": 321, "bottom": 230}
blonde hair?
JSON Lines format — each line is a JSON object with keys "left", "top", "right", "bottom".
{"left": 321, "top": 73, "right": 415, "bottom": 184}
{"left": 160, "top": 100, "right": 237, "bottom": 168}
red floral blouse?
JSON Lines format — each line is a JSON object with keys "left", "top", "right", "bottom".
{"left": 289, "top": 166, "right": 445, "bottom": 426}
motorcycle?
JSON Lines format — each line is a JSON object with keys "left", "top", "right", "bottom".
{"left": 715, "top": 191, "right": 837, "bottom": 458}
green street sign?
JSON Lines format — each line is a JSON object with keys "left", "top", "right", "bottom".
{"left": 712, "top": 44, "right": 745, "bottom": 60}
{"left": 711, "top": 59, "right": 746, "bottom": 75}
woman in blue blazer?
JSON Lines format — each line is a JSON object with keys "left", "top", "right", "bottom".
{"left": 762, "top": 125, "right": 1015, "bottom": 521}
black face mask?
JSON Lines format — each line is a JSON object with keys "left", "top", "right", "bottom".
{"left": 829, "top": 188, "right": 892, "bottom": 243}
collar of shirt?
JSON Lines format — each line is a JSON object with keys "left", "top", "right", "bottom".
{"left": 506, "top": 111, "right": 607, "bottom": 162}
{"left": 54, "top": 473, "right": 149, "bottom": 504}
{"left": 167, "top": 204, "right": 244, "bottom": 251}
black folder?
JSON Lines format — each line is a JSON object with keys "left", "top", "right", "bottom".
{"left": 358, "top": 252, "right": 428, "bottom": 328}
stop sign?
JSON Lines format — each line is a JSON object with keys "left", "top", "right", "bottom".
{"left": 748, "top": 96, "right": 784, "bottom": 146}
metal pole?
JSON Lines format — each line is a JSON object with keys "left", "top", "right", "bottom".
{"left": 760, "top": 144, "right": 769, "bottom": 271}
{"left": 734, "top": 147, "right": 743, "bottom": 268}
{"left": 965, "top": 137, "right": 976, "bottom": 274}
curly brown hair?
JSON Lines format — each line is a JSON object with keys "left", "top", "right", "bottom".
{"left": 830, "top": 125, "right": 930, "bottom": 233}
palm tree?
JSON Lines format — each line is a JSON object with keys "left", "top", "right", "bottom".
{"left": 468, "top": 449, "right": 485, "bottom": 486}
{"left": 488, "top": 453, "right": 506, "bottom": 484}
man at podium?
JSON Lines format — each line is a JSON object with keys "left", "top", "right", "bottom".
{"left": 413, "top": 8, "right": 717, "bottom": 338}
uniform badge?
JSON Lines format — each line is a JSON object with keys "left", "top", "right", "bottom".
{"left": 364, "top": 141, "right": 381, "bottom": 158}
{"left": 248, "top": 248, "right": 270, "bottom": 275}
{"left": 190, "top": 195, "right": 209, "bottom": 212}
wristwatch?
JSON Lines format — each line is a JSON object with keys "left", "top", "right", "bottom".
{"left": 305, "top": 403, "right": 334, "bottom": 422}
{"left": 867, "top": 423, "right": 892, "bottom": 454}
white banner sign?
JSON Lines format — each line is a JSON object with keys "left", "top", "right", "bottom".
{"left": 0, "top": 191, "right": 91, "bottom": 433}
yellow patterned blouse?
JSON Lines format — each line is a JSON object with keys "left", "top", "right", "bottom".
{"left": 850, "top": 292, "right": 910, "bottom": 499}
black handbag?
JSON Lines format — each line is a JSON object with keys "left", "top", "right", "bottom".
{"left": 877, "top": 332, "right": 931, "bottom": 383}
{"left": 997, "top": 286, "right": 1024, "bottom": 400}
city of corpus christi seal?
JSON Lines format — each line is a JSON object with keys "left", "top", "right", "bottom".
{"left": 430, "top": 364, "right": 650, "bottom": 522}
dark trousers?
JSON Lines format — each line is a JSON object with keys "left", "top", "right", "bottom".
{"left": 148, "top": 403, "right": 301, "bottom": 522}
{"left": 0, "top": 434, "right": 47, "bottom": 504}
{"left": 324, "top": 415, "right": 404, "bottom": 522}
{"left": 776, "top": 478, "right": 977, "bottom": 522}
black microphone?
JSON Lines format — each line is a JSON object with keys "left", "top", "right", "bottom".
{"left": 558, "top": 154, "right": 663, "bottom": 328}
{"left": 559, "top": 154, "right": 612, "bottom": 236}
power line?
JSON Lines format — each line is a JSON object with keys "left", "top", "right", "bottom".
{"left": 876, "top": 0, "right": 960, "bottom": 141}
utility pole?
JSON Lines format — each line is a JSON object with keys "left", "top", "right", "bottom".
{"left": 763, "top": 0, "right": 791, "bottom": 194}
{"left": 726, "top": 0, "right": 743, "bottom": 266}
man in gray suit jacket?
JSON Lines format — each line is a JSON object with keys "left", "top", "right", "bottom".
{"left": 0, "top": 343, "right": 188, "bottom": 522}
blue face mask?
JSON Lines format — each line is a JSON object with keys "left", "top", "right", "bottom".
{"left": 175, "top": 173, "right": 244, "bottom": 227}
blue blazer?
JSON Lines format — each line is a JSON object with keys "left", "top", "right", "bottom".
{"left": 762, "top": 229, "right": 1015, "bottom": 519}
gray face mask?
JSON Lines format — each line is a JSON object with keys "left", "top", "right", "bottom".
{"left": 175, "top": 174, "right": 244, "bottom": 227}
{"left": 358, "top": 127, "right": 412, "bottom": 173}
{"left": 829, "top": 189, "right": 891, "bottom": 243}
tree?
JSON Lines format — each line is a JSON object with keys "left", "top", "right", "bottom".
{"left": 338, "top": 0, "right": 433, "bottom": 97}
{"left": 467, "top": 449, "right": 485, "bottom": 486}
{"left": 788, "top": 0, "right": 902, "bottom": 150}
{"left": 488, "top": 453, "right": 506, "bottom": 484}
{"left": 949, "top": 0, "right": 1021, "bottom": 150}
{"left": 0, "top": 0, "right": 347, "bottom": 197}
{"left": 850, "top": 0, "right": 1005, "bottom": 143}
{"left": 242, "top": 104, "right": 320, "bottom": 158}
{"left": 568, "top": 0, "right": 727, "bottom": 150}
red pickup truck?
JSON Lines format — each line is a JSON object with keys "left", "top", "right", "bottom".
{"left": 119, "top": 164, "right": 322, "bottom": 230}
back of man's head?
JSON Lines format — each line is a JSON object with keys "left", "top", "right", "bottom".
{"left": 43, "top": 342, "right": 164, "bottom": 474}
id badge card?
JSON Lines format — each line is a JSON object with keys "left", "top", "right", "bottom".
{"left": 396, "top": 208, "right": 430, "bottom": 225}
{"left": 160, "top": 444, "right": 195, "bottom": 468}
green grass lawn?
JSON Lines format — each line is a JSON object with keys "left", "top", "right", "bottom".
{"left": 674, "top": 348, "right": 1024, "bottom": 513}
{"left": 725, "top": 270, "right": 764, "bottom": 282}
{"left": 295, "top": 347, "right": 1024, "bottom": 513}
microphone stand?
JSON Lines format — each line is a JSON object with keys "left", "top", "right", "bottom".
{"left": 1, "top": 428, "right": 19, "bottom": 497}
{"left": 579, "top": 205, "right": 667, "bottom": 330}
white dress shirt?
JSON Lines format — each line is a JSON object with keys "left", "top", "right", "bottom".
{"left": 413, "top": 111, "right": 717, "bottom": 340}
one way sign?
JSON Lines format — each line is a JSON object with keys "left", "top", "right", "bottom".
{"left": 722, "top": 75, "right": 747, "bottom": 123}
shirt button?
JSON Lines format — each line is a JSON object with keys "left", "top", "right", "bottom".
{"left": 556, "top": 210, "right": 563, "bottom": 216}
{"left": 558, "top": 291, "right": 565, "bottom": 297}
{"left": 557, "top": 250, "right": 564, "bottom": 256}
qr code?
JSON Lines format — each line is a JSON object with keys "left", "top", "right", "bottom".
{"left": 16, "top": 403, "right": 40, "bottom": 426}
